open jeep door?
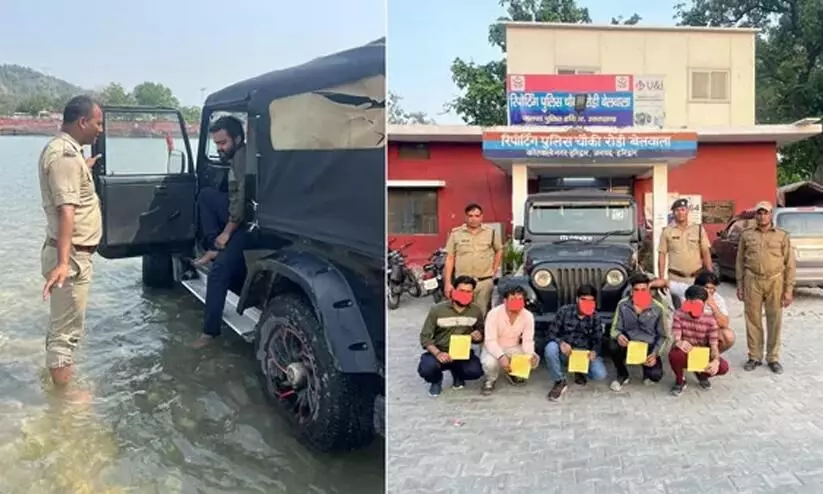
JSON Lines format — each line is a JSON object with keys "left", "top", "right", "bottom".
{"left": 90, "top": 106, "right": 197, "bottom": 259}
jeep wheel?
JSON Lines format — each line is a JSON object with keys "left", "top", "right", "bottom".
{"left": 255, "top": 294, "right": 376, "bottom": 452}
{"left": 141, "top": 253, "right": 174, "bottom": 288}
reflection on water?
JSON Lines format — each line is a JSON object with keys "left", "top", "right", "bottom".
{"left": 0, "top": 136, "right": 384, "bottom": 494}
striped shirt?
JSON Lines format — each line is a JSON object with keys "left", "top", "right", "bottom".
{"left": 672, "top": 308, "right": 718, "bottom": 347}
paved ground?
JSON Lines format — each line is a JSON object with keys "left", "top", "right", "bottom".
{"left": 387, "top": 283, "right": 823, "bottom": 494}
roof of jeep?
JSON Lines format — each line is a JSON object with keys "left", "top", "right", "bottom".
{"left": 527, "top": 190, "right": 635, "bottom": 203}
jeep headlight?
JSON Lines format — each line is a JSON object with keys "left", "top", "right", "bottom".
{"left": 605, "top": 269, "right": 625, "bottom": 286}
{"left": 532, "top": 269, "right": 553, "bottom": 288}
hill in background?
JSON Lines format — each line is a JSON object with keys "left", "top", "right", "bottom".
{"left": 0, "top": 64, "right": 86, "bottom": 114}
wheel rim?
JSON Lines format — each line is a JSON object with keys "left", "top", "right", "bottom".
{"left": 265, "top": 323, "right": 320, "bottom": 424}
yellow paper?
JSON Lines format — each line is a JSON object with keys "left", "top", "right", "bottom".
{"left": 509, "top": 354, "right": 532, "bottom": 379}
{"left": 626, "top": 341, "right": 648, "bottom": 365}
{"left": 568, "top": 350, "right": 590, "bottom": 374}
{"left": 448, "top": 334, "right": 472, "bottom": 360}
{"left": 687, "top": 346, "right": 711, "bottom": 372}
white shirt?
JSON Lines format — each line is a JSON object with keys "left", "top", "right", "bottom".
{"left": 705, "top": 293, "right": 729, "bottom": 316}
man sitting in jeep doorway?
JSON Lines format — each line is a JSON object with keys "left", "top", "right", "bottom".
{"left": 443, "top": 203, "right": 502, "bottom": 315}
{"left": 192, "top": 115, "right": 248, "bottom": 348}
{"left": 417, "top": 275, "right": 485, "bottom": 397}
{"left": 692, "top": 269, "right": 735, "bottom": 353}
{"left": 657, "top": 198, "right": 712, "bottom": 304}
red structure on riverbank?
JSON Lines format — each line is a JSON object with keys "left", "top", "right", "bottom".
{"left": 0, "top": 116, "right": 199, "bottom": 138}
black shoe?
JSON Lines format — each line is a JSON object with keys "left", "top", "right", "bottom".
{"left": 698, "top": 376, "right": 712, "bottom": 389}
{"left": 743, "top": 359, "right": 762, "bottom": 371}
{"left": 671, "top": 382, "right": 687, "bottom": 396}
{"left": 768, "top": 362, "right": 784, "bottom": 375}
{"left": 428, "top": 382, "right": 442, "bottom": 397}
{"left": 452, "top": 376, "right": 465, "bottom": 389}
{"left": 547, "top": 380, "right": 568, "bottom": 401}
{"left": 481, "top": 380, "right": 495, "bottom": 395}
{"left": 574, "top": 374, "right": 588, "bottom": 386}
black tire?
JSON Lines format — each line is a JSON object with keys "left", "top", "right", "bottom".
{"left": 712, "top": 260, "right": 727, "bottom": 282}
{"left": 431, "top": 289, "right": 444, "bottom": 304}
{"left": 254, "top": 293, "right": 376, "bottom": 452}
{"left": 388, "top": 290, "right": 400, "bottom": 310}
{"left": 141, "top": 253, "right": 174, "bottom": 288}
{"left": 406, "top": 275, "right": 422, "bottom": 298}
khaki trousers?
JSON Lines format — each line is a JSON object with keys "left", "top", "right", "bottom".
{"left": 472, "top": 278, "right": 494, "bottom": 316}
{"left": 41, "top": 245, "right": 94, "bottom": 369}
{"left": 742, "top": 274, "right": 784, "bottom": 363}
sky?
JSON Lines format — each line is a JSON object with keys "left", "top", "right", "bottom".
{"left": 1, "top": 0, "right": 385, "bottom": 106}
{"left": 3, "top": 0, "right": 681, "bottom": 118}
{"left": 388, "top": 0, "right": 681, "bottom": 124}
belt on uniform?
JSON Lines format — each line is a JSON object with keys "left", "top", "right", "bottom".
{"left": 475, "top": 276, "right": 494, "bottom": 282}
{"left": 668, "top": 268, "right": 698, "bottom": 278}
{"left": 44, "top": 237, "right": 97, "bottom": 254}
{"left": 745, "top": 270, "right": 782, "bottom": 280}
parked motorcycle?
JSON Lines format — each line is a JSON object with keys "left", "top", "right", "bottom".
{"left": 420, "top": 247, "right": 447, "bottom": 303}
{"left": 387, "top": 241, "right": 421, "bottom": 310}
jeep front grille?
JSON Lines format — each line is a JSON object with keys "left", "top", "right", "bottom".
{"left": 554, "top": 268, "right": 603, "bottom": 306}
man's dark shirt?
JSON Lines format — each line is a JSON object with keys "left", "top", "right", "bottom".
{"left": 547, "top": 304, "right": 603, "bottom": 351}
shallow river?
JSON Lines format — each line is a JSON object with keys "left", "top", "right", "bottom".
{"left": 0, "top": 135, "right": 384, "bottom": 494}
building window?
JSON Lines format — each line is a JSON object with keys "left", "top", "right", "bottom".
{"left": 690, "top": 70, "right": 730, "bottom": 101}
{"left": 556, "top": 68, "right": 599, "bottom": 75}
{"left": 397, "top": 142, "right": 430, "bottom": 159}
{"left": 388, "top": 188, "right": 438, "bottom": 234}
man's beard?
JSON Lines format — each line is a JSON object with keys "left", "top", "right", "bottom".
{"left": 218, "top": 145, "right": 236, "bottom": 162}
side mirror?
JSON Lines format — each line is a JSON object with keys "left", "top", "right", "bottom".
{"left": 513, "top": 225, "right": 524, "bottom": 241}
{"left": 166, "top": 150, "right": 186, "bottom": 174}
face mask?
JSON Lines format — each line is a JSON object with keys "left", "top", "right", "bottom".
{"left": 683, "top": 300, "right": 705, "bottom": 318}
{"left": 451, "top": 291, "right": 473, "bottom": 306}
{"left": 578, "top": 299, "right": 596, "bottom": 316}
{"left": 505, "top": 298, "right": 525, "bottom": 312}
{"left": 632, "top": 290, "right": 652, "bottom": 310}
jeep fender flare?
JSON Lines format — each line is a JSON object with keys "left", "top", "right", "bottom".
{"left": 240, "top": 249, "right": 379, "bottom": 375}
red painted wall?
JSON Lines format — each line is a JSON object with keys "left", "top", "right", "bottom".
{"left": 388, "top": 140, "right": 777, "bottom": 266}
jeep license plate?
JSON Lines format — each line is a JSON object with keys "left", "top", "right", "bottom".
{"left": 422, "top": 278, "right": 439, "bottom": 291}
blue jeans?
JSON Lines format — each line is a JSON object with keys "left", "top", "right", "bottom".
{"left": 544, "top": 341, "right": 608, "bottom": 382}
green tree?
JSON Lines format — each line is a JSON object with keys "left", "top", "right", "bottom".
{"left": 447, "top": 0, "right": 641, "bottom": 125}
{"left": 675, "top": 0, "right": 823, "bottom": 185}
{"left": 132, "top": 82, "right": 180, "bottom": 108}
{"left": 97, "top": 83, "right": 136, "bottom": 106}
{"left": 388, "top": 91, "right": 435, "bottom": 124}
{"left": 179, "top": 105, "right": 202, "bottom": 124}
{"left": 14, "top": 94, "right": 55, "bottom": 115}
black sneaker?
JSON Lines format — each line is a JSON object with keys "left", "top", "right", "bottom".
{"left": 428, "top": 382, "right": 442, "bottom": 397}
{"left": 574, "top": 374, "right": 588, "bottom": 386}
{"left": 671, "top": 382, "right": 687, "bottom": 396}
{"left": 768, "top": 362, "right": 784, "bottom": 375}
{"left": 504, "top": 373, "right": 526, "bottom": 386}
{"left": 547, "top": 380, "right": 568, "bottom": 401}
{"left": 743, "top": 359, "right": 762, "bottom": 371}
{"left": 452, "top": 376, "right": 465, "bottom": 389}
{"left": 698, "top": 376, "right": 712, "bottom": 389}
{"left": 481, "top": 380, "right": 495, "bottom": 395}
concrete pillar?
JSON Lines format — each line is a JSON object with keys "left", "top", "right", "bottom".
{"left": 651, "top": 163, "right": 669, "bottom": 276}
{"left": 511, "top": 164, "right": 529, "bottom": 229}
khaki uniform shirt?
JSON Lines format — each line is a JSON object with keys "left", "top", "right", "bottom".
{"left": 735, "top": 225, "right": 796, "bottom": 291}
{"left": 227, "top": 145, "right": 247, "bottom": 224}
{"left": 445, "top": 224, "right": 502, "bottom": 279}
{"left": 658, "top": 223, "right": 709, "bottom": 282}
{"left": 38, "top": 132, "right": 102, "bottom": 246}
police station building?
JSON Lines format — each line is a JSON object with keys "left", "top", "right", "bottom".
{"left": 387, "top": 22, "right": 822, "bottom": 267}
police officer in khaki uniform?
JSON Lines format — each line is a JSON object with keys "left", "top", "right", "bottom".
{"left": 736, "top": 201, "right": 796, "bottom": 374}
{"left": 38, "top": 95, "right": 103, "bottom": 389}
{"left": 443, "top": 203, "right": 502, "bottom": 315}
{"left": 657, "top": 198, "right": 712, "bottom": 303}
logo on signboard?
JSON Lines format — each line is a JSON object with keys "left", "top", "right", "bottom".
{"left": 509, "top": 75, "right": 525, "bottom": 91}
{"left": 615, "top": 76, "right": 630, "bottom": 91}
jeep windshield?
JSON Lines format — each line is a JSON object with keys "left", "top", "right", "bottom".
{"left": 775, "top": 211, "right": 823, "bottom": 237}
{"left": 527, "top": 203, "right": 635, "bottom": 235}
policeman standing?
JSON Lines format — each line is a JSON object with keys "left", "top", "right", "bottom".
{"left": 38, "top": 95, "right": 103, "bottom": 391}
{"left": 736, "top": 201, "right": 795, "bottom": 374}
{"left": 443, "top": 203, "right": 502, "bottom": 315}
{"left": 657, "top": 198, "right": 712, "bottom": 303}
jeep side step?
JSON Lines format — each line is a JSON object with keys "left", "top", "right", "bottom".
{"left": 180, "top": 269, "right": 261, "bottom": 343}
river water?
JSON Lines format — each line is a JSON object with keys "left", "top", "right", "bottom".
{"left": 0, "top": 135, "right": 384, "bottom": 494}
